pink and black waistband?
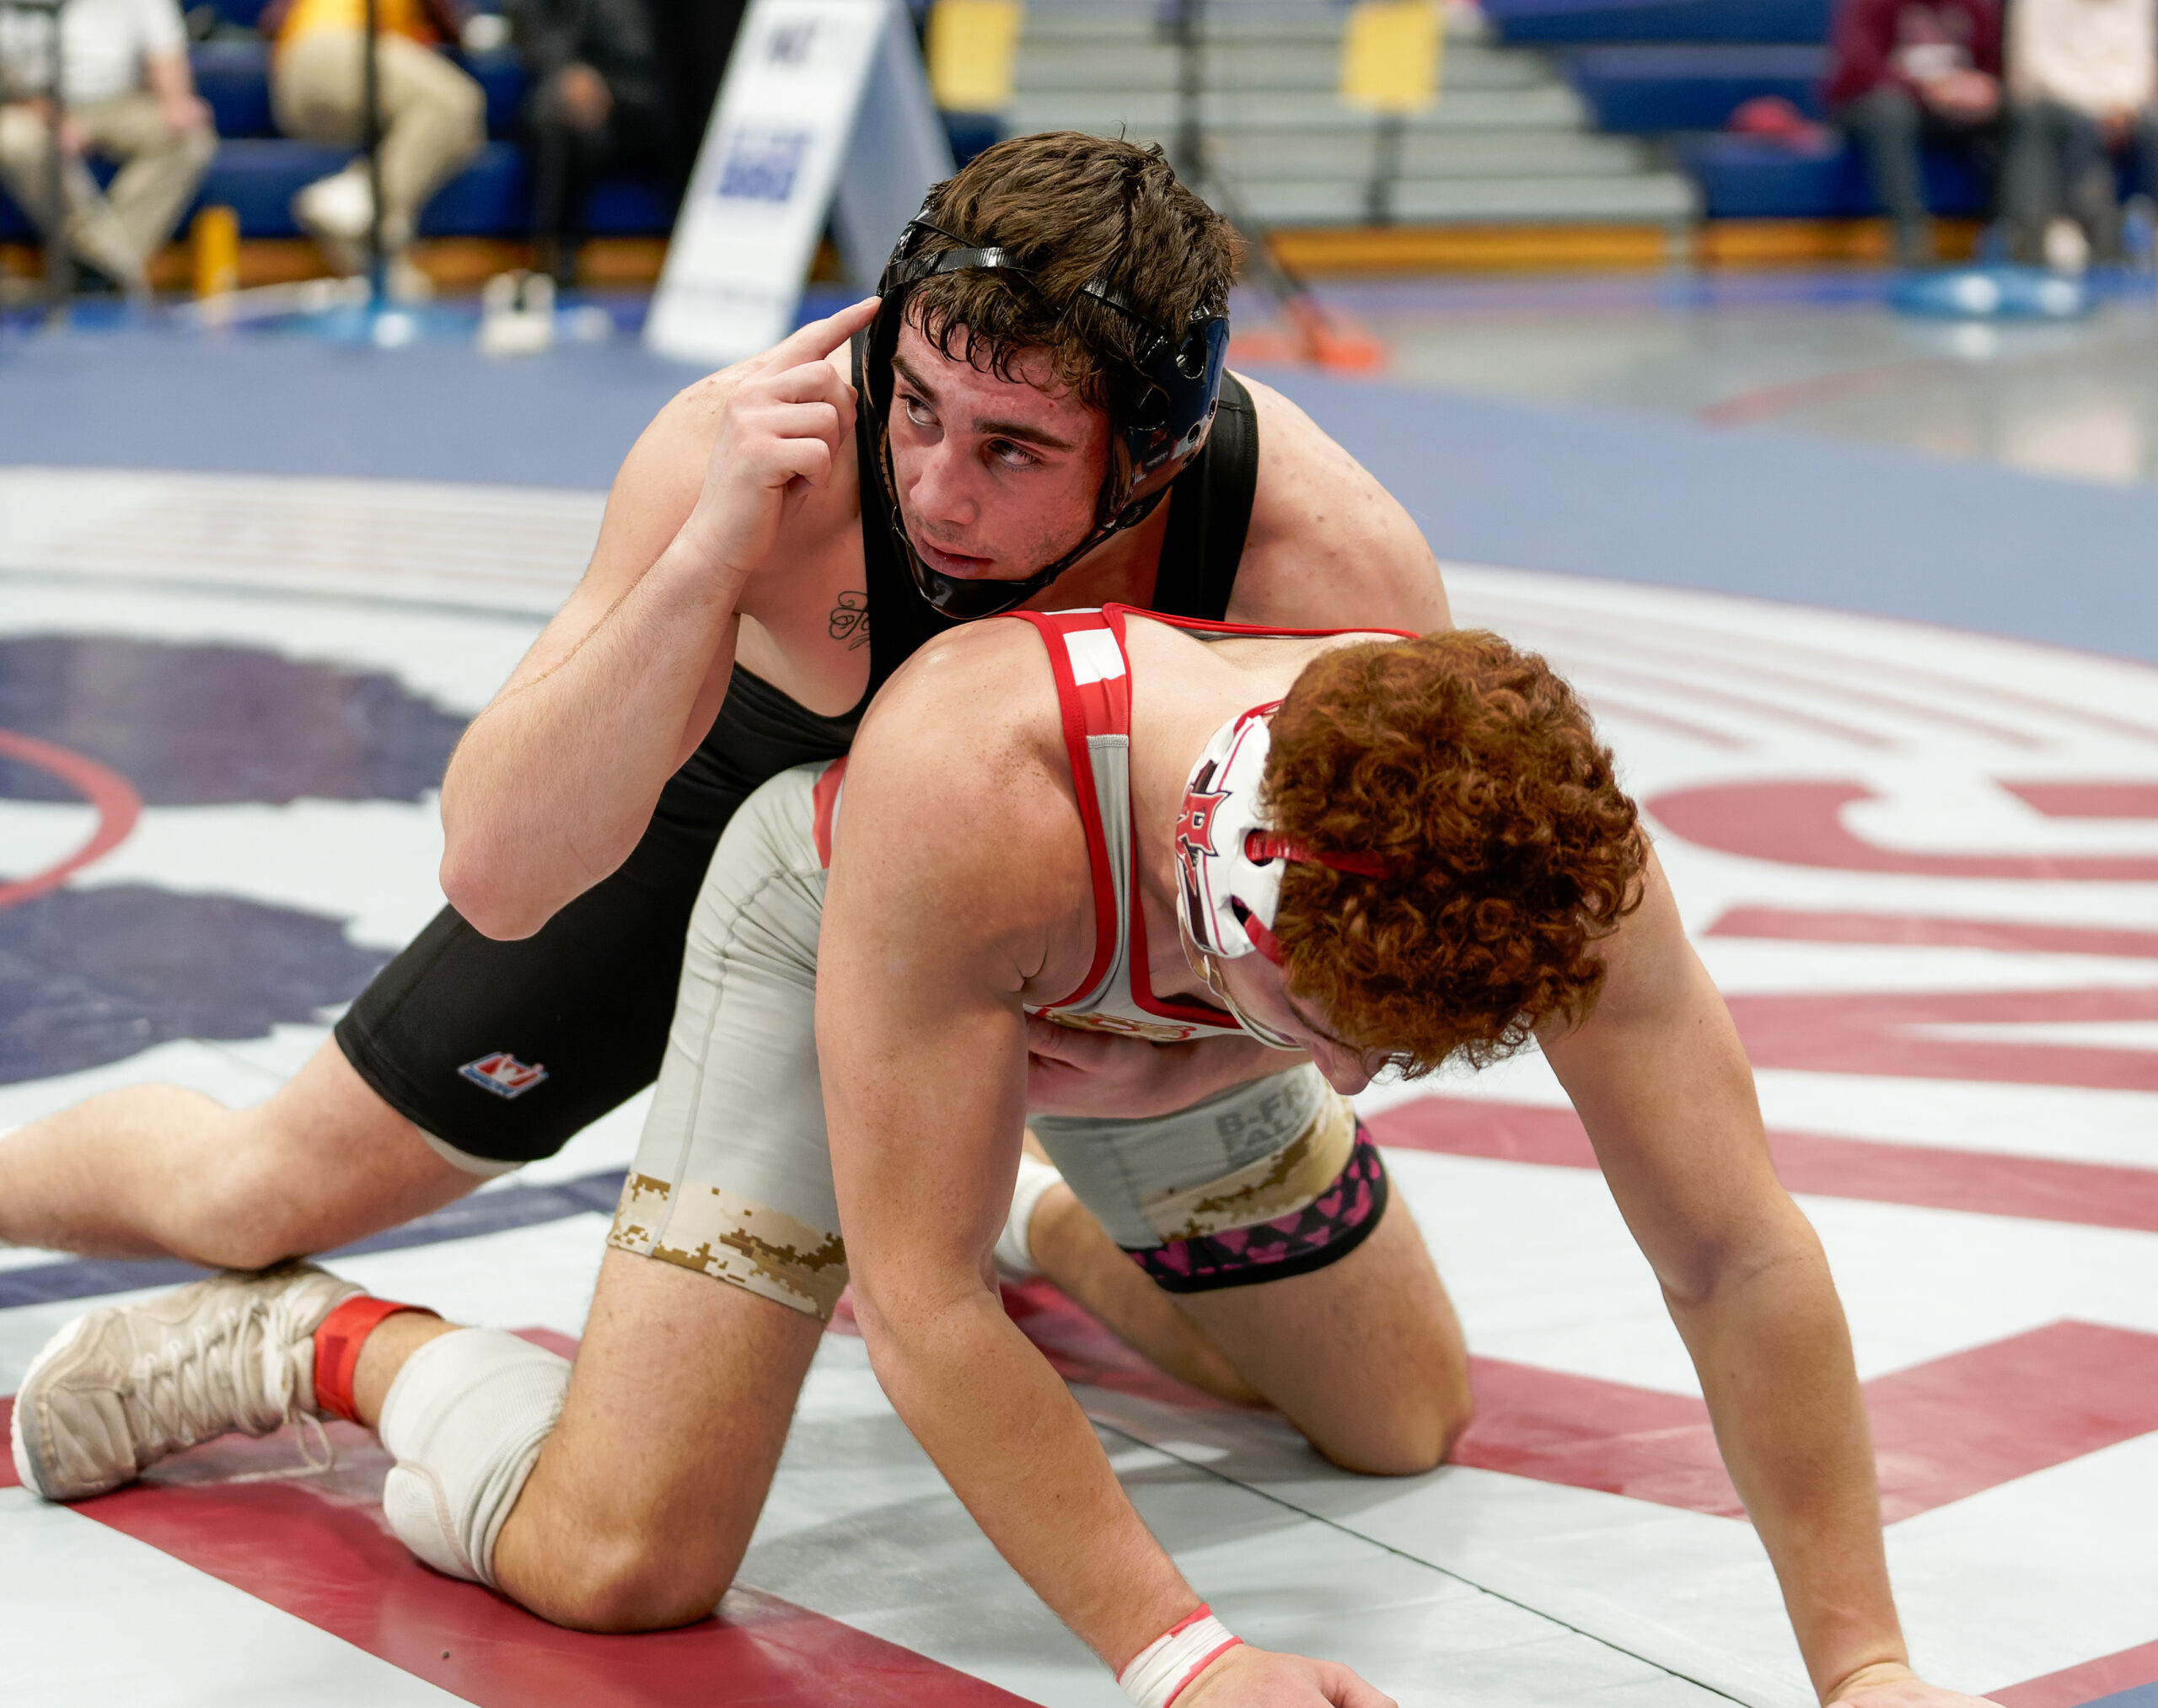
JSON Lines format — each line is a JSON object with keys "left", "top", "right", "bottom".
{"left": 1125, "top": 1128, "right": 1388, "bottom": 1293}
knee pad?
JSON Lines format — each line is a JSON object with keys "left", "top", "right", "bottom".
{"left": 993, "top": 1151, "right": 1067, "bottom": 1282}
{"left": 377, "top": 1328, "right": 570, "bottom": 1589}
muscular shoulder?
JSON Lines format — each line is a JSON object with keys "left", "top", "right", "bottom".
{"left": 854, "top": 620, "right": 1062, "bottom": 783}
{"left": 835, "top": 619, "right": 1083, "bottom": 986}
{"left": 1225, "top": 373, "right": 1452, "bottom": 635}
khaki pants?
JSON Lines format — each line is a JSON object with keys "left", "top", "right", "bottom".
{"left": 0, "top": 93, "right": 216, "bottom": 286}
{"left": 272, "top": 30, "right": 483, "bottom": 246}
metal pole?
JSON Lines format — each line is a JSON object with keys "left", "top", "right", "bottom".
{"left": 1365, "top": 110, "right": 1403, "bottom": 228}
{"left": 21, "top": 0, "right": 76, "bottom": 318}
{"left": 361, "top": 0, "right": 384, "bottom": 303}
{"left": 1170, "top": 0, "right": 1203, "bottom": 192}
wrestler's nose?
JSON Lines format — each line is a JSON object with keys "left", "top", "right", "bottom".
{"left": 1310, "top": 1039, "right": 1373, "bottom": 1097}
{"left": 908, "top": 436, "right": 980, "bottom": 532}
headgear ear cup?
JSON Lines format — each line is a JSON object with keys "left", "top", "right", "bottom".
{"left": 862, "top": 200, "right": 1232, "bottom": 621}
{"left": 1176, "top": 705, "right": 1393, "bottom": 965}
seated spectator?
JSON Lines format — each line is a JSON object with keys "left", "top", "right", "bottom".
{"left": 2001, "top": 0, "right": 2158, "bottom": 266}
{"left": 1825, "top": 0, "right": 2002, "bottom": 266}
{"left": 503, "top": 0, "right": 673, "bottom": 285}
{"left": 259, "top": 0, "right": 485, "bottom": 300}
{"left": 0, "top": 0, "right": 217, "bottom": 297}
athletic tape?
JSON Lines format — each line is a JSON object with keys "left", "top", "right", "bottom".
{"left": 1118, "top": 1604, "right": 1242, "bottom": 1708}
{"left": 312, "top": 1295, "right": 427, "bottom": 1423}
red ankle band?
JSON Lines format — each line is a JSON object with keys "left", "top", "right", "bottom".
{"left": 312, "top": 1295, "right": 425, "bottom": 1424}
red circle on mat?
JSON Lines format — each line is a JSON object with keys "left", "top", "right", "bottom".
{"left": 0, "top": 728, "right": 142, "bottom": 910}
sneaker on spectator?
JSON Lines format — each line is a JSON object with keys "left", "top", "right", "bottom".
{"left": 2043, "top": 217, "right": 2091, "bottom": 275}
{"left": 386, "top": 253, "right": 436, "bottom": 303}
{"left": 293, "top": 167, "right": 373, "bottom": 274}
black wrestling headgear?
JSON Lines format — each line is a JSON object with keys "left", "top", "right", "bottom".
{"left": 863, "top": 201, "right": 1232, "bottom": 620}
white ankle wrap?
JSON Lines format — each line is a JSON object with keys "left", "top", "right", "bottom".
{"left": 993, "top": 1152, "right": 1067, "bottom": 1281}
{"left": 377, "top": 1329, "right": 569, "bottom": 1588}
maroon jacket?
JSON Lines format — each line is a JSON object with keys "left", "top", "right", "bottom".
{"left": 1826, "top": 0, "right": 2001, "bottom": 105}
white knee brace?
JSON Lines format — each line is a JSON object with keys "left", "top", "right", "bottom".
{"left": 377, "top": 1328, "right": 570, "bottom": 1589}
{"left": 993, "top": 1152, "right": 1068, "bottom": 1282}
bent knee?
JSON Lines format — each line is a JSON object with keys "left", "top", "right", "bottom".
{"left": 162, "top": 1147, "right": 390, "bottom": 1270}
{"left": 520, "top": 1533, "right": 735, "bottom": 1634}
{"left": 1315, "top": 1371, "right": 1475, "bottom": 1478}
{"left": 442, "top": 78, "right": 486, "bottom": 136}
{"left": 165, "top": 1177, "right": 343, "bottom": 1271}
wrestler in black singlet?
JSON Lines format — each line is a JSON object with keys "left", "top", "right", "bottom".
{"left": 335, "top": 364, "right": 1260, "bottom": 1165}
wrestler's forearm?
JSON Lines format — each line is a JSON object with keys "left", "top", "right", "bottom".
{"left": 438, "top": 534, "right": 742, "bottom": 937}
{"left": 859, "top": 1286, "right": 1199, "bottom": 1670}
{"left": 1671, "top": 1223, "right": 1908, "bottom": 1703}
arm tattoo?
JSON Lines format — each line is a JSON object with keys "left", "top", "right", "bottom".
{"left": 829, "top": 589, "right": 870, "bottom": 650}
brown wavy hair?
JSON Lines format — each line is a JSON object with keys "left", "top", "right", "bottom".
{"left": 906, "top": 132, "right": 1242, "bottom": 411}
{"left": 1265, "top": 631, "right": 1646, "bottom": 1076}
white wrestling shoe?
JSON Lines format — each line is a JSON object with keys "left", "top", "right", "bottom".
{"left": 10, "top": 1262, "right": 361, "bottom": 1501}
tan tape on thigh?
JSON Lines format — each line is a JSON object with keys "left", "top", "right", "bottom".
{"left": 609, "top": 1173, "right": 848, "bottom": 1320}
{"left": 1137, "top": 1086, "right": 1358, "bottom": 1246}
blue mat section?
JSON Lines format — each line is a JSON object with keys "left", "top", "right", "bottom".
{"left": 5, "top": 322, "right": 2155, "bottom": 665}
{"left": 0, "top": 329, "right": 701, "bottom": 488}
{"left": 2081, "top": 1685, "right": 2158, "bottom": 1708}
{"left": 0, "top": 1169, "right": 626, "bottom": 1308}
{"left": 1253, "top": 367, "right": 2158, "bottom": 668}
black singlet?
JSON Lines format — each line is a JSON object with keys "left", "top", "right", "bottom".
{"left": 335, "top": 369, "right": 1259, "bottom": 1164}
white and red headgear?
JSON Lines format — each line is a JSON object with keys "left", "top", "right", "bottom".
{"left": 1173, "top": 706, "right": 1390, "bottom": 965}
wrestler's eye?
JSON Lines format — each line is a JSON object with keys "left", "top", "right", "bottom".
{"left": 899, "top": 392, "right": 935, "bottom": 427}
{"left": 987, "top": 438, "right": 1039, "bottom": 470}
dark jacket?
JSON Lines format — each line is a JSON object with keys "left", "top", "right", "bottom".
{"left": 505, "top": 0, "right": 671, "bottom": 153}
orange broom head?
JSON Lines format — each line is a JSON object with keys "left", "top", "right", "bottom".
{"left": 1227, "top": 298, "right": 1389, "bottom": 375}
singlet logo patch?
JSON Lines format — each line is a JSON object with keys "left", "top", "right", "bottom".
{"left": 459, "top": 1051, "right": 549, "bottom": 1098}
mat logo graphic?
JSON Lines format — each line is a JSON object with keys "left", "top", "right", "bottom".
{"left": 717, "top": 126, "right": 810, "bottom": 203}
{"left": 1, "top": 634, "right": 458, "bottom": 1087}
{"left": 459, "top": 1052, "right": 549, "bottom": 1099}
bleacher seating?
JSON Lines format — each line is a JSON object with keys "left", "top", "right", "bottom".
{"left": 1490, "top": 0, "right": 1993, "bottom": 225}
{"left": 1559, "top": 44, "right": 1828, "bottom": 131}
{"left": 1483, "top": 0, "right": 1833, "bottom": 46}
{"left": 0, "top": 12, "right": 676, "bottom": 252}
{"left": 3, "top": 8, "right": 990, "bottom": 262}
{"left": 1676, "top": 134, "right": 1986, "bottom": 219}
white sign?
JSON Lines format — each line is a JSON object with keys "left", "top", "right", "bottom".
{"left": 646, "top": 0, "right": 955, "bottom": 364}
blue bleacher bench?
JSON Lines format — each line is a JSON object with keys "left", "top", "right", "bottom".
{"left": 1484, "top": 0, "right": 1833, "bottom": 45}
{"left": 1676, "top": 133, "right": 1988, "bottom": 219}
{"left": 1561, "top": 44, "right": 1830, "bottom": 132}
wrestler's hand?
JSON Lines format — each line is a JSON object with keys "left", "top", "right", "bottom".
{"left": 1175, "top": 1642, "right": 1396, "bottom": 1707}
{"left": 683, "top": 295, "right": 879, "bottom": 587}
{"left": 1826, "top": 1662, "right": 2003, "bottom": 1706}
{"left": 1025, "top": 1018, "right": 1293, "bottom": 1119}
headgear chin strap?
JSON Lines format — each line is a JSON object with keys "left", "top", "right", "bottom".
{"left": 865, "top": 201, "right": 1232, "bottom": 621}
{"left": 1173, "top": 706, "right": 1392, "bottom": 967}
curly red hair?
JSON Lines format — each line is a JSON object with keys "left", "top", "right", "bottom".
{"left": 1265, "top": 631, "right": 1645, "bottom": 1076}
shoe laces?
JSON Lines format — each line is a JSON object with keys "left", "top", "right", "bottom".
{"left": 125, "top": 1299, "right": 336, "bottom": 1482}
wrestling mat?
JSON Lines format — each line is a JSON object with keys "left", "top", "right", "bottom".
{"left": 2, "top": 469, "right": 2153, "bottom": 1708}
